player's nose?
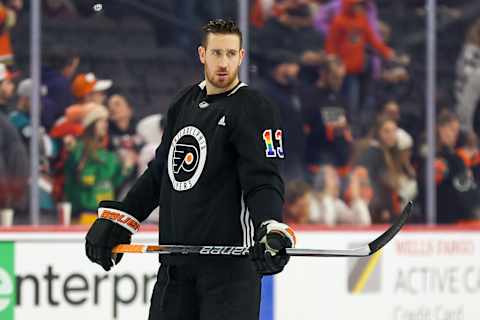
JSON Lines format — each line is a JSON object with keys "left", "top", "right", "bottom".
{"left": 218, "top": 56, "right": 228, "bottom": 68}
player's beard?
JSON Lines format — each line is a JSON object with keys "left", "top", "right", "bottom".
{"left": 205, "top": 64, "right": 239, "bottom": 90}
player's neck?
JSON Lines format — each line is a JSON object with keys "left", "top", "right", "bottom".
{"left": 206, "top": 78, "right": 240, "bottom": 95}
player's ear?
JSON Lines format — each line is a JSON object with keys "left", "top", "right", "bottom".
{"left": 198, "top": 46, "right": 206, "bottom": 64}
{"left": 239, "top": 48, "right": 245, "bottom": 66}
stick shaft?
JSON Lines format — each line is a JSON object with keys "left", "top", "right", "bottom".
{"left": 112, "top": 244, "right": 371, "bottom": 257}
{"left": 112, "top": 201, "right": 413, "bottom": 258}
{"left": 113, "top": 244, "right": 249, "bottom": 255}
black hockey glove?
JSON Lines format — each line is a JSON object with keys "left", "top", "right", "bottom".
{"left": 250, "top": 220, "right": 296, "bottom": 275}
{"left": 85, "top": 200, "right": 140, "bottom": 271}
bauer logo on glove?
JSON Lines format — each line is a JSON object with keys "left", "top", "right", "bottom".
{"left": 98, "top": 207, "right": 141, "bottom": 233}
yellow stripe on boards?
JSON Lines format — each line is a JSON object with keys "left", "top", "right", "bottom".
{"left": 352, "top": 251, "right": 382, "bottom": 294}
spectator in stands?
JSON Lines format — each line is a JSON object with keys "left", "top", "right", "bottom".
{"left": 108, "top": 94, "right": 140, "bottom": 153}
{"left": 343, "top": 165, "right": 374, "bottom": 210}
{"left": 64, "top": 104, "right": 134, "bottom": 223}
{"left": 136, "top": 113, "right": 164, "bottom": 175}
{"left": 301, "top": 57, "right": 353, "bottom": 174}
{"left": 49, "top": 102, "right": 97, "bottom": 203}
{"left": 50, "top": 72, "right": 112, "bottom": 139}
{"left": 254, "top": 0, "right": 323, "bottom": 63}
{"left": 71, "top": 73, "right": 112, "bottom": 105}
{"left": 456, "top": 130, "right": 480, "bottom": 183}
{"left": 107, "top": 94, "right": 141, "bottom": 196}
{"left": 304, "top": 110, "right": 353, "bottom": 176}
{"left": 283, "top": 180, "right": 315, "bottom": 224}
{"left": 374, "top": 55, "right": 410, "bottom": 110}
{"left": 314, "top": 0, "right": 381, "bottom": 38}
{"left": 396, "top": 128, "right": 417, "bottom": 209}
{"left": 315, "top": 0, "right": 391, "bottom": 106}
{"left": 0, "top": 101, "right": 28, "bottom": 223}
{"left": 310, "top": 165, "right": 371, "bottom": 225}
{"left": 9, "top": 78, "right": 57, "bottom": 214}
{"left": 9, "top": 79, "right": 54, "bottom": 155}
{"left": 377, "top": 99, "right": 401, "bottom": 123}
{"left": 419, "top": 111, "right": 480, "bottom": 224}
{"left": 301, "top": 56, "right": 346, "bottom": 111}
{"left": 325, "top": 0, "right": 395, "bottom": 131}
{"left": 41, "top": 48, "right": 79, "bottom": 130}
{"left": 0, "top": 63, "right": 14, "bottom": 115}
{"left": 49, "top": 72, "right": 113, "bottom": 168}
{"left": 378, "top": 55, "right": 409, "bottom": 87}
{"left": 257, "top": 50, "right": 306, "bottom": 182}
{"left": 272, "top": 0, "right": 314, "bottom": 29}
{"left": 250, "top": 0, "right": 276, "bottom": 28}
{"left": 455, "top": 18, "right": 480, "bottom": 132}
{"left": 375, "top": 99, "right": 415, "bottom": 141}
{"left": 354, "top": 116, "right": 402, "bottom": 223}
{"left": 359, "top": 17, "right": 410, "bottom": 123}
{"left": 0, "top": 0, "right": 22, "bottom": 65}
{"left": 48, "top": 70, "right": 110, "bottom": 204}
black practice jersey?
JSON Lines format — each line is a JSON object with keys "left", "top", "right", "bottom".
{"left": 123, "top": 81, "right": 285, "bottom": 247}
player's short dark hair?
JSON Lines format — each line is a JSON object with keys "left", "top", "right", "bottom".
{"left": 201, "top": 19, "right": 242, "bottom": 48}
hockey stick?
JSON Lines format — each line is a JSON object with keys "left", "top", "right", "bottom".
{"left": 113, "top": 201, "right": 413, "bottom": 258}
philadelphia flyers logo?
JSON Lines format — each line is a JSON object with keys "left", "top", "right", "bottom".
{"left": 173, "top": 144, "right": 199, "bottom": 174}
{"left": 168, "top": 126, "right": 207, "bottom": 191}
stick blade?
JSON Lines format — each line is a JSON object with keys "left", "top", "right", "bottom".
{"left": 367, "top": 200, "right": 414, "bottom": 255}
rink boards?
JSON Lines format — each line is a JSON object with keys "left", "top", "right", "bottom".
{"left": 0, "top": 226, "right": 479, "bottom": 320}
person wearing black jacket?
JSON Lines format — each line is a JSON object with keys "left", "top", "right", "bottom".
{"left": 85, "top": 19, "right": 295, "bottom": 320}
{"left": 300, "top": 57, "right": 353, "bottom": 174}
{"left": 418, "top": 110, "right": 480, "bottom": 223}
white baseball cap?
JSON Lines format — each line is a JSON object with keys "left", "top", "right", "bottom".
{"left": 17, "top": 78, "right": 48, "bottom": 97}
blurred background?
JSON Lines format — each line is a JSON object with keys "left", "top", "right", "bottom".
{"left": 1, "top": 0, "right": 479, "bottom": 227}
{"left": 0, "top": 1, "right": 480, "bottom": 320}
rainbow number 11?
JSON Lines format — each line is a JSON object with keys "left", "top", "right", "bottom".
{"left": 262, "top": 129, "right": 284, "bottom": 158}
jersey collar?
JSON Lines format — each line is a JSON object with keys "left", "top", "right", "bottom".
{"left": 197, "top": 80, "right": 248, "bottom": 101}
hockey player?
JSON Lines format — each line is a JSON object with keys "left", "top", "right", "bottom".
{"left": 85, "top": 19, "right": 295, "bottom": 320}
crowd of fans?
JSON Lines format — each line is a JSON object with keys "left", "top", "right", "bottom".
{"left": 0, "top": 0, "right": 479, "bottom": 226}
{"left": 250, "top": 0, "right": 480, "bottom": 226}
{"left": 0, "top": 39, "right": 165, "bottom": 224}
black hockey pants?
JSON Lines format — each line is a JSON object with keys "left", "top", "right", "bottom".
{"left": 148, "top": 256, "right": 261, "bottom": 320}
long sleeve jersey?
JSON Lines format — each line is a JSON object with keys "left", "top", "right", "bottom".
{"left": 122, "top": 81, "right": 285, "bottom": 248}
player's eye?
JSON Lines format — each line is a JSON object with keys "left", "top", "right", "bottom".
{"left": 227, "top": 51, "right": 237, "bottom": 58}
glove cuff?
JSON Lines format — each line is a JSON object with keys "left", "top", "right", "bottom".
{"left": 98, "top": 205, "right": 140, "bottom": 234}
{"left": 261, "top": 220, "right": 296, "bottom": 248}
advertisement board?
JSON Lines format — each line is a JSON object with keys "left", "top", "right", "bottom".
{"left": 1, "top": 228, "right": 479, "bottom": 320}
{"left": 0, "top": 232, "right": 158, "bottom": 320}
{"left": 275, "top": 230, "right": 480, "bottom": 320}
